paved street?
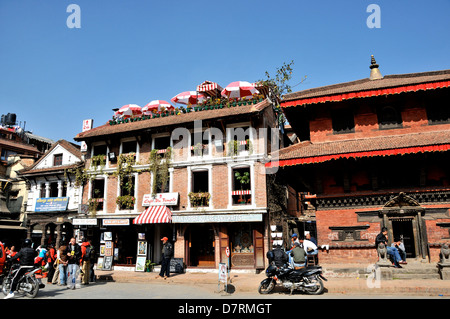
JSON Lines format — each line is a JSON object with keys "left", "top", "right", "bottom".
{"left": 4, "top": 280, "right": 447, "bottom": 318}
{"left": 12, "top": 280, "right": 448, "bottom": 300}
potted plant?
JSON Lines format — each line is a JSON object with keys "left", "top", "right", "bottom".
{"left": 235, "top": 171, "right": 250, "bottom": 204}
{"left": 227, "top": 140, "right": 239, "bottom": 157}
{"left": 188, "top": 192, "right": 210, "bottom": 207}
{"left": 91, "top": 154, "right": 106, "bottom": 168}
{"left": 116, "top": 195, "right": 135, "bottom": 210}
{"left": 145, "top": 260, "right": 156, "bottom": 272}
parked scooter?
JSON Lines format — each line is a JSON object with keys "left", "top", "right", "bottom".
{"left": 258, "top": 258, "right": 327, "bottom": 295}
{"left": 2, "top": 263, "right": 43, "bottom": 298}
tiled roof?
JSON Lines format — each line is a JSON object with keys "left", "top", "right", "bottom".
{"left": 282, "top": 69, "right": 450, "bottom": 102}
{"left": 271, "top": 130, "right": 450, "bottom": 166}
{"left": 19, "top": 140, "right": 82, "bottom": 174}
{"left": 0, "top": 137, "right": 41, "bottom": 154}
{"left": 74, "top": 99, "right": 270, "bottom": 141}
{"left": 18, "top": 163, "right": 81, "bottom": 176}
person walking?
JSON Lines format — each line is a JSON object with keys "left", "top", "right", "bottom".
{"left": 80, "top": 238, "right": 92, "bottom": 285}
{"left": 46, "top": 243, "right": 57, "bottom": 284}
{"left": 88, "top": 240, "right": 96, "bottom": 283}
{"left": 58, "top": 241, "right": 69, "bottom": 286}
{"left": 157, "top": 237, "right": 173, "bottom": 279}
{"left": 65, "top": 237, "right": 81, "bottom": 289}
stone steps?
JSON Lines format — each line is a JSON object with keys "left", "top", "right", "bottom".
{"left": 322, "top": 260, "right": 443, "bottom": 280}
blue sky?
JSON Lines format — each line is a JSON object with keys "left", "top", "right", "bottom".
{"left": 1, "top": 0, "right": 449, "bottom": 143}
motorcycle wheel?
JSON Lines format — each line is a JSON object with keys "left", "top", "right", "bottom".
{"left": 258, "top": 278, "right": 275, "bottom": 294}
{"left": 304, "top": 276, "right": 324, "bottom": 295}
{"left": 2, "top": 276, "right": 11, "bottom": 296}
{"left": 20, "top": 276, "right": 39, "bottom": 298}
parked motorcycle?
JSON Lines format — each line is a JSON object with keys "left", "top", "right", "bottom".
{"left": 258, "top": 263, "right": 327, "bottom": 295}
{"left": 2, "top": 263, "right": 42, "bottom": 298}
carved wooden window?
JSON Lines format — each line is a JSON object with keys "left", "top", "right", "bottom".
{"left": 377, "top": 106, "right": 403, "bottom": 129}
{"left": 329, "top": 225, "right": 370, "bottom": 242}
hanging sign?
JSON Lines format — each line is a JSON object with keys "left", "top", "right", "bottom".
{"left": 142, "top": 193, "right": 179, "bottom": 206}
{"left": 102, "top": 219, "right": 130, "bottom": 226}
{"left": 35, "top": 197, "right": 69, "bottom": 212}
{"left": 81, "top": 119, "right": 93, "bottom": 152}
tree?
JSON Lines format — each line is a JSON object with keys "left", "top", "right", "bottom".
{"left": 256, "top": 61, "right": 306, "bottom": 127}
{"left": 256, "top": 60, "right": 306, "bottom": 104}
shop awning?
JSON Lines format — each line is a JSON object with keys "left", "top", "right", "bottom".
{"left": 133, "top": 205, "right": 172, "bottom": 224}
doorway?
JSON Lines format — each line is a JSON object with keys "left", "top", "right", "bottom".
{"left": 392, "top": 218, "right": 416, "bottom": 258}
{"left": 185, "top": 224, "right": 215, "bottom": 267}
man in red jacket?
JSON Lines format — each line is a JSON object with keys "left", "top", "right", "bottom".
{"left": 80, "top": 238, "right": 92, "bottom": 285}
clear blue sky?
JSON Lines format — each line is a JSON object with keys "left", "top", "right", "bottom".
{"left": 1, "top": 0, "right": 449, "bottom": 143}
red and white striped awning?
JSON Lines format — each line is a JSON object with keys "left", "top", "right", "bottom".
{"left": 232, "top": 190, "right": 252, "bottom": 195}
{"left": 196, "top": 81, "right": 223, "bottom": 97}
{"left": 133, "top": 206, "right": 172, "bottom": 224}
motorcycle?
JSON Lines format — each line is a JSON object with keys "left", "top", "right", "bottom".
{"left": 2, "top": 263, "right": 43, "bottom": 298}
{"left": 258, "top": 262, "right": 327, "bottom": 295}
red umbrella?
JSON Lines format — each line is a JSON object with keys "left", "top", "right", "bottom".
{"left": 221, "top": 81, "right": 259, "bottom": 100}
{"left": 171, "top": 91, "right": 207, "bottom": 106}
{"left": 142, "top": 100, "right": 174, "bottom": 114}
{"left": 114, "top": 104, "right": 142, "bottom": 119}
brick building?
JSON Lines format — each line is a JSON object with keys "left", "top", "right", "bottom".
{"left": 74, "top": 95, "right": 283, "bottom": 270}
{"left": 270, "top": 56, "right": 450, "bottom": 264}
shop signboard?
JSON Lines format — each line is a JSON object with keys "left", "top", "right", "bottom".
{"left": 102, "top": 219, "right": 130, "bottom": 226}
{"left": 170, "top": 258, "right": 184, "bottom": 273}
{"left": 172, "top": 213, "right": 263, "bottom": 224}
{"left": 72, "top": 218, "right": 97, "bottom": 226}
{"left": 218, "top": 263, "right": 228, "bottom": 283}
{"left": 35, "top": 197, "right": 69, "bottom": 212}
{"left": 142, "top": 192, "right": 179, "bottom": 206}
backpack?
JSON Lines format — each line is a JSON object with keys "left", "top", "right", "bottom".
{"left": 83, "top": 245, "right": 91, "bottom": 261}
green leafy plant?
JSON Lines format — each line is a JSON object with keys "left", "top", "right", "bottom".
{"left": 145, "top": 260, "right": 156, "bottom": 272}
{"left": 116, "top": 195, "right": 135, "bottom": 210}
{"left": 235, "top": 171, "right": 250, "bottom": 204}
{"left": 188, "top": 192, "right": 210, "bottom": 207}
{"left": 91, "top": 154, "right": 106, "bottom": 169}
{"left": 148, "top": 147, "right": 172, "bottom": 196}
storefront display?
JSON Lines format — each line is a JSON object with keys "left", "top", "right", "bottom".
{"left": 229, "top": 224, "right": 254, "bottom": 267}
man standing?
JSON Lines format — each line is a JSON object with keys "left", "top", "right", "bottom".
{"left": 65, "top": 237, "right": 81, "bottom": 289}
{"left": 157, "top": 237, "right": 173, "bottom": 279}
{"left": 58, "top": 240, "right": 68, "bottom": 286}
{"left": 80, "top": 238, "right": 92, "bottom": 285}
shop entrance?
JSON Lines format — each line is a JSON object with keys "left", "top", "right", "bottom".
{"left": 185, "top": 224, "right": 215, "bottom": 267}
{"left": 392, "top": 218, "right": 416, "bottom": 258}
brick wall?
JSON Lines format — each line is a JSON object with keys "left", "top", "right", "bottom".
{"left": 211, "top": 164, "right": 228, "bottom": 209}
{"left": 309, "top": 98, "right": 450, "bottom": 144}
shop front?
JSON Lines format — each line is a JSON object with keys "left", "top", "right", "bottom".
{"left": 173, "top": 212, "right": 267, "bottom": 270}
{"left": 131, "top": 193, "right": 177, "bottom": 269}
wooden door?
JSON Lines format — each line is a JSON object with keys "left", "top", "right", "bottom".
{"left": 219, "top": 226, "right": 229, "bottom": 264}
{"left": 253, "top": 227, "right": 265, "bottom": 269}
